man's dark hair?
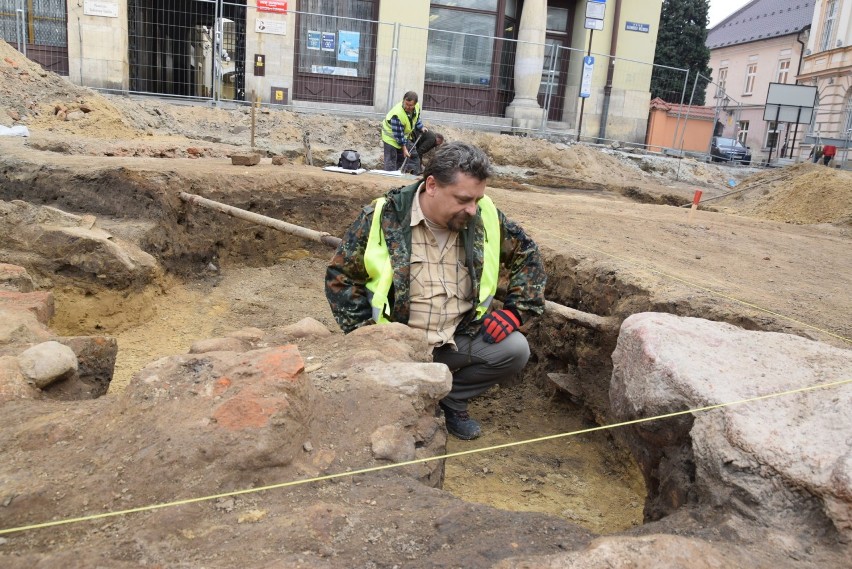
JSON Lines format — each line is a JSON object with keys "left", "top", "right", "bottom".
{"left": 423, "top": 142, "right": 491, "bottom": 185}
{"left": 403, "top": 91, "right": 418, "bottom": 103}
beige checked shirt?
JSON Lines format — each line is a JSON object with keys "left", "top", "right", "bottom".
{"left": 407, "top": 184, "right": 474, "bottom": 349}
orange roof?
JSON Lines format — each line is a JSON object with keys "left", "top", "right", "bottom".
{"left": 649, "top": 97, "right": 716, "bottom": 120}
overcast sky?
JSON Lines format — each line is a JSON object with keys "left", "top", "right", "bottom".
{"left": 708, "top": 0, "right": 753, "bottom": 28}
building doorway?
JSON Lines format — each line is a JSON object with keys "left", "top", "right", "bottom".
{"left": 127, "top": 0, "right": 247, "bottom": 100}
{"left": 538, "top": 1, "right": 573, "bottom": 121}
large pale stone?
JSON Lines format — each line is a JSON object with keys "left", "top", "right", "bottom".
{"left": 354, "top": 362, "right": 452, "bottom": 408}
{"left": 0, "top": 263, "right": 34, "bottom": 292}
{"left": 610, "top": 312, "right": 852, "bottom": 540}
{"left": 0, "top": 355, "right": 41, "bottom": 402}
{"left": 17, "top": 340, "right": 79, "bottom": 388}
{"left": 371, "top": 424, "right": 416, "bottom": 463}
{"left": 279, "top": 317, "right": 331, "bottom": 338}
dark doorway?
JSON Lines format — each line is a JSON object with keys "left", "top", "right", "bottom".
{"left": 538, "top": 1, "right": 573, "bottom": 121}
{"left": 127, "top": 0, "right": 247, "bottom": 100}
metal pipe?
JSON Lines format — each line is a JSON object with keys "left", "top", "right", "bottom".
{"left": 597, "top": 0, "right": 622, "bottom": 143}
{"left": 674, "top": 72, "right": 702, "bottom": 181}
{"left": 671, "top": 68, "right": 690, "bottom": 150}
{"left": 387, "top": 22, "right": 399, "bottom": 111}
{"left": 178, "top": 192, "right": 617, "bottom": 331}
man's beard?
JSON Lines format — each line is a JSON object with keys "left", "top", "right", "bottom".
{"left": 446, "top": 212, "right": 472, "bottom": 232}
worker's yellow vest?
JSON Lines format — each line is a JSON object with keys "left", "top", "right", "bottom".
{"left": 364, "top": 196, "right": 500, "bottom": 324}
{"left": 381, "top": 102, "right": 421, "bottom": 149}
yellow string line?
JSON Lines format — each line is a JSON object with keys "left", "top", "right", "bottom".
{"left": 2, "top": 377, "right": 849, "bottom": 536}
{"left": 538, "top": 228, "right": 851, "bottom": 344}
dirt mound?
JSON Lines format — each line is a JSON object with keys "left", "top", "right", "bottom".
{"left": 716, "top": 162, "right": 852, "bottom": 225}
{"left": 0, "top": 39, "right": 140, "bottom": 139}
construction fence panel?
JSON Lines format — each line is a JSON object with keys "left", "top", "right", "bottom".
{"left": 284, "top": 4, "right": 389, "bottom": 113}
{"left": 692, "top": 73, "right": 763, "bottom": 163}
{"left": 394, "top": 22, "right": 522, "bottom": 132}
{"left": 0, "top": 2, "right": 694, "bottom": 151}
{"left": 127, "top": 0, "right": 219, "bottom": 100}
{"left": 555, "top": 44, "right": 688, "bottom": 147}
{"left": 0, "top": 0, "right": 67, "bottom": 75}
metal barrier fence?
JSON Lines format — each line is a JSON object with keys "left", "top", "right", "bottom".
{"left": 0, "top": 0, "right": 67, "bottom": 74}
{"left": 4, "top": 2, "right": 699, "bottom": 151}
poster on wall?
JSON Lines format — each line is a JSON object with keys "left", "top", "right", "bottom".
{"left": 311, "top": 65, "right": 357, "bottom": 77}
{"left": 321, "top": 32, "right": 335, "bottom": 52}
{"left": 337, "top": 30, "right": 360, "bottom": 63}
{"left": 307, "top": 30, "right": 321, "bottom": 50}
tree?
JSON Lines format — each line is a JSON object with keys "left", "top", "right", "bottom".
{"left": 651, "top": 0, "right": 712, "bottom": 106}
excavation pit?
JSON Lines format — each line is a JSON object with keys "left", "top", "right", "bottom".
{"left": 43, "top": 207, "right": 648, "bottom": 535}
{"left": 2, "top": 135, "right": 850, "bottom": 568}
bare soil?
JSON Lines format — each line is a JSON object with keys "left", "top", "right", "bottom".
{"left": 1, "top": 38, "right": 851, "bottom": 566}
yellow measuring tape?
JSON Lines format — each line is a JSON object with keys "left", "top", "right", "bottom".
{"left": 1, "top": 377, "right": 849, "bottom": 536}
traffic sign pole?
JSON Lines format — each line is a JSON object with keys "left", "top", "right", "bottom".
{"left": 576, "top": 29, "right": 594, "bottom": 142}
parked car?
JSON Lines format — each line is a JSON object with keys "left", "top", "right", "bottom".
{"left": 710, "top": 136, "right": 752, "bottom": 165}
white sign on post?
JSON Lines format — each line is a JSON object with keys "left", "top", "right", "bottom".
{"left": 585, "top": 0, "right": 605, "bottom": 30}
{"left": 586, "top": 3, "right": 606, "bottom": 19}
{"left": 584, "top": 18, "right": 604, "bottom": 31}
{"left": 84, "top": 0, "right": 119, "bottom": 18}
{"left": 580, "top": 56, "right": 594, "bottom": 98}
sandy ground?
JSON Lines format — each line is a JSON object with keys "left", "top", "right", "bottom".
{"left": 1, "top": 38, "right": 851, "bottom": 562}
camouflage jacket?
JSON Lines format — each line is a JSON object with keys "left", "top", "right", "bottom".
{"left": 325, "top": 180, "right": 546, "bottom": 334}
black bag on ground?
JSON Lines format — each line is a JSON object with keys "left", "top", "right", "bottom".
{"left": 338, "top": 149, "right": 361, "bottom": 170}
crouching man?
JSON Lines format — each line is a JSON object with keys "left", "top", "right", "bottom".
{"left": 325, "top": 142, "right": 546, "bottom": 439}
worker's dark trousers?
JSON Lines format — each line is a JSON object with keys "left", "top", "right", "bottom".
{"left": 432, "top": 331, "right": 530, "bottom": 411}
{"left": 383, "top": 142, "right": 405, "bottom": 171}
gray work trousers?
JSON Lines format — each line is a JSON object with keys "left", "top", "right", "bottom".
{"left": 383, "top": 141, "right": 420, "bottom": 174}
{"left": 432, "top": 331, "right": 530, "bottom": 411}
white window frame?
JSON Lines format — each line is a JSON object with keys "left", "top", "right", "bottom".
{"left": 820, "top": 0, "right": 837, "bottom": 51}
{"left": 737, "top": 120, "right": 749, "bottom": 145}
{"left": 776, "top": 59, "right": 790, "bottom": 83}
{"left": 765, "top": 121, "right": 780, "bottom": 149}
{"left": 744, "top": 63, "right": 757, "bottom": 95}
{"left": 716, "top": 67, "right": 728, "bottom": 98}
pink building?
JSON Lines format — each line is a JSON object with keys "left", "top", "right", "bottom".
{"left": 706, "top": 0, "right": 815, "bottom": 164}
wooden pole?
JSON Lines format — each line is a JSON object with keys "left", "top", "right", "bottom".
{"left": 178, "top": 192, "right": 619, "bottom": 331}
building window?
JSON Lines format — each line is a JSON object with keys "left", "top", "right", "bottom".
{"left": 820, "top": 0, "right": 837, "bottom": 51}
{"left": 296, "top": 1, "right": 377, "bottom": 79}
{"left": 765, "top": 121, "right": 780, "bottom": 148}
{"left": 426, "top": 2, "right": 500, "bottom": 85}
{"left": 776, "top": 59, "right": 790, "bottom": 83}
{"left": 744, "top": 63, "right": 757, "bottom": 95}
{"left": 737, "top": 120, "right": 749, "bottom": 145}
{"left": 716, "top": 68, "right": 728, "bottom": 97}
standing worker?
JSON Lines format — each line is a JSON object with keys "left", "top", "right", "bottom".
{"left": 822, "top": 144, "right": 837, "bottom": 166}
{"left": 382, "top": 91, "right": 426, "bottom": 173}
{"left": 326, "top": 142, "right": 547, "bottom": 440}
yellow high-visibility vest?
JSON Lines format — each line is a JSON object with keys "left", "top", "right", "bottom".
{"left": 381, "top": 101, "right": 421, "bottom": 149}
{"left": 364, "top": 196, "right": 500, "bottom": 324}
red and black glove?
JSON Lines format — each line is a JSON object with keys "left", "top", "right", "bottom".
{"left": 480, "top": 308, "right": 522, "bottom": 344}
